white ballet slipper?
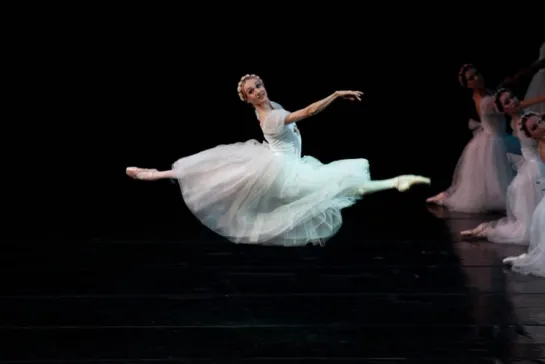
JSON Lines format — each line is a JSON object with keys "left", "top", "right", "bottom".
{"left": 503, "top": 254, "right": 526, "bottom": 266}
{"left": 426, "top": 191, "right": 447, "bottom": 204}
{"left": 395, "top": 175, "right": 431, "bottom": 192}
{"left": 460, "top": 222, "right": 489, "bottom": 237}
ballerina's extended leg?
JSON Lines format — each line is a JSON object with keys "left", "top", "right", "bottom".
{"left": 126, "top": 167, "right": 176, "bottom": 181}
{"left": 358, "top": 175, "right": 431, "bottom": 195}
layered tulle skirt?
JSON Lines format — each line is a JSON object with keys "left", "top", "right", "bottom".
{"left": 507, "top": 196, "right": 545, "bottom": 277}
{"left": 443, "top": 130, "right": 516, "bottom": 213}
{"left": 171, "top": 139, "right": 371, "bottom": 246}
{"left": 486, "top": 157, "right": 542, "bottom": 244}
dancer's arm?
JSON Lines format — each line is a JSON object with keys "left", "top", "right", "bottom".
{"left": 501, "top": 95, "right": 545, "bottom": 114}
{"left": 497, "top": 59, "right": 545, "bottom": 88}
{"left": 284, "top": 90, "right": 362, "bottom": 125}
{"left": 520, "top": 94, "right": 545, "bottom": 109}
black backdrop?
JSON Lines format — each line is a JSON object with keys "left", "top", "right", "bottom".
{"left": 9, "top": 13, "right": 543, "bottom": 240}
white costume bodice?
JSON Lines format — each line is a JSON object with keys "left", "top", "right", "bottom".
{"left": 258, "top": 105, "right": 302, "bottom": 158}
{"left": 514, "top": 117, "right": 540, "bottom": 160}
{"left": 478, "top": 95, "right": 508, "bottom": 136}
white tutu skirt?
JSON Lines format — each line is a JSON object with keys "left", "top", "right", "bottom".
{"left": 509, "top": 196, "right": 545, "bottom": 277}
{"left": 486, "top": 158, "right": 542, "bottom": 244}
{"left": 171, "top": 139, "right": 371, "bottom": 246}
{"left": 444, "top": 130, "right": 515, "bottom": 213}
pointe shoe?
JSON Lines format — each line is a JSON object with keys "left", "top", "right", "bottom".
{"left": 426, "top": 191, "right": 448, "bottom": 204}
{"left": 503, "top": 254, "right": 526, "bottom": 265}
{"left": 126, "top": 167, "right": 159, "bottom": 180}
{"left": 460, "top": 222, "right": 488, "bottom": 237}
{"left": 395, "top": 175, "right": 431, "bottom": 192}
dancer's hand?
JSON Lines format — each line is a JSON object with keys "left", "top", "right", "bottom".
{"left": 336, "top": 90, "right": 363, "bottom": 101}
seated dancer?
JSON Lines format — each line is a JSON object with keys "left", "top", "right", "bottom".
{"left": 460, "top": 90, "right": 545, "bottom": 243}
{"left": 426, "top": 64, "right": 518, "bottom": 212}
{"left": 126, "top": 74, "right": 430, "bottom": 247}
{"left": 503, "top": 111, "right": 545, "bottom": 277}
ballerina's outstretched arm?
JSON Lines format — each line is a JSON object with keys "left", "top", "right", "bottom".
{"left": 503, "top": 94, "right": 545, "bottom": 114}
{"left": 519, "top": 95, "right": 545, "bottom": 109}
{"left": 497, "top": 58, "right": 545, "bottom": 89}
{"left": 283, "top": 90, "right": 363, "bottom": 125}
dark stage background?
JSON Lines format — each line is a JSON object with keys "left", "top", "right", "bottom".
{"left": 9, "top": 15, "right": 543, "bottom": 240}
{"left": 3, "top": 12, "right": 545, "bottom": 362}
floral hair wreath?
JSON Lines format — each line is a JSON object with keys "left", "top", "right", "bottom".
{"left": 521, "top": 111, "right": 540, "bottom": 125}
{"left": 237, "top": 74, "right": 262, "bottom": 101}
{"left": 494, "top": 87, "right": 512, "bottom": 112}
{"left": 520, "top": 111, "right": 540, "bottom": 136}
{"left": 458, "top": 63, "right": 475, "bottom": 86}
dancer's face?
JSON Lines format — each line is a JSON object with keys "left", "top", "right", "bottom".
{"left": 242, "top": 77, "right": 269, "bottom": 105}
{"left": 524, "top": 115, "right": 545, "bottom": 139}
{"left": 464, "top": 68, "right": 484, "bottom": 89}
{"left": 498, "top": 91, "right": 520, "bottom": 114}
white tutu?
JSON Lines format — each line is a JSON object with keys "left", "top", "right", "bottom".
{"left": 442, "top": 96, "right": 516, "bottom": 212}
{"left": 507, "top": 162, "right": 545, "bottom": 277}
{"left": 171, "top": 107, "right": 371, "bottom": 247}
{"left": 485, "top": 155, "right": 542, "bottom": 244}
{"left": 523, "top": 42, "right": 545, "bottom": 114}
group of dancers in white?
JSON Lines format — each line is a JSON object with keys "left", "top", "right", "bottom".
{"left": 426, "top": 43, "right": 545, "bottom": 277}
{"left": 126, "top": 42, "right": 545, "bottom": 277}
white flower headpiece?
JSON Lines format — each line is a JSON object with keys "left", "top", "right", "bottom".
{"left": 520, "top": 111, "right": 541, "bottom": 136}
{"left": 458, "top": 63, "right": 475, "bottom": 86}
{"left": 237, "top": 74, "right": 262, "bottom": 101}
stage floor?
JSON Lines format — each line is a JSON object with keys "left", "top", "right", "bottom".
{"left": 1, "top": 196, "right": 544, "bottom": 363}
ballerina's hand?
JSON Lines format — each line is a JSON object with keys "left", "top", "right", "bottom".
{"left": 336, "top": 90, "right": 363, "bottom": 101}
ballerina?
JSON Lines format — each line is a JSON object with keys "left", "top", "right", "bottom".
{"left": 126, "top": 74, "right": 430, "bottom": 247}
{"left": 426, "top": 64, "right": 518, "bottom": 212}
{"left": 460, "top": 89, "right": 545, "bottom": 243}
{"left": 503, "top": 111, "right": 545, "bottom": 277}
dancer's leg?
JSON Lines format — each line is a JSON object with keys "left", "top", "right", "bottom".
{"left": 358, "top": 175, "right": 430, "bottom": 195}
{"left": 126, "top": 167, "right": 176, "bottom": 181}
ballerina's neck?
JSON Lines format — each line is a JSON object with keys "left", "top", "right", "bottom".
{"left": 255, "top": 101, "right": 275, "bottom": 123}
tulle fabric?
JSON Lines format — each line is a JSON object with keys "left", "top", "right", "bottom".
{"left": 443, "top": 128, "right": 515, "bottom": 212}
{"left": 485, "top": 156, "right": 542, "bottom": 244}
{"left": 171, "top": 109, "right": 371, "bottom": 247}
{"left": 523, "top": 42, "right": 545, "bottom": 114}
{"left": 506, "top": 161, "right": 545, "bottom": 277}
{"left": 509, "top": 195, "right": 545, "bottom": 277}
{"left": 442, "top": 96, "right": 516, "bottom": 212}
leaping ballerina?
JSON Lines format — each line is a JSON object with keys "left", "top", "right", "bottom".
{"left": 126, "top": 74, "right": 430, "bottom": 247}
